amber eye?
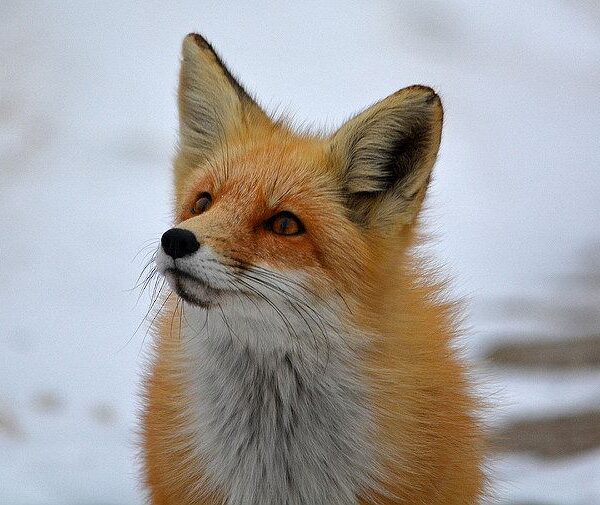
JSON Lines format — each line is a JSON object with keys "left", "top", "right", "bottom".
{"left": 266, "top": 211, "right": 305, "bottom": 236}
{"left": 191, "top": 192, "right": 212, "bottom": 215}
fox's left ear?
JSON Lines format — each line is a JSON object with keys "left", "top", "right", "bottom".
{"left": 330, "top": 85, "right": 443, "bottom": 228}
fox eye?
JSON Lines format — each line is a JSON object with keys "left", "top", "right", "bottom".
{"left": 191, "top": 192, "right": 212, "bottom": 215}
{"left": 266, "top": 211, "right": 305, "bottom": 236}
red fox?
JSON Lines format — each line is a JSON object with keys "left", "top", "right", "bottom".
{"left": 142, "top": 33, "right": 484, "bottom": 505}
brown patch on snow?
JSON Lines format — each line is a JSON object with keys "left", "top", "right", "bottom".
{"left": 493, "top": 410, "right": 600, "bottom": 459}
{"left": 31, "top": 391, "right": 63, "bottom": 414}
{"left": 90, "top": 403, "right": 117, "bottom": 426}
{"left": 0, "top": 407, "right": 25, "bottom": 440}
{"left": 486, "top": 334, "right": 600, "bottom": 369}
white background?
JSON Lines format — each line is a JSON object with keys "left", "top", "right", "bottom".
{"left": 1, "top": 1, "right": 599, "bottom": 503}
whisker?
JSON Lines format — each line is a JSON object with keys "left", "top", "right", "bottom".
{"left": 131, "top": 240, "right": 159, "bottom": 262}
{"left": 170, "top": 297, "right": 181, "bottom": 339}
{"left": 179, "top": 299, "right": 184, "bottom": 342}
{"left": 215, "top": 249, "right": 345, "bottom": 314}
{"left": 216, "top": 300, "right": 241, "bottom": 347}
{"left": 234, "top": 276, "right": 302, "bottom": 344}
{"left": 139, "top": 290, "right": 173, "bottom": 356}
{"left": 128, "top": 251, "right": 158, "bottom": 292}
{"left": 120, "top": 270, "right": 165, "bottom": 352}
{"left": 131, "top": 265, "right": 158, "bottom": 296}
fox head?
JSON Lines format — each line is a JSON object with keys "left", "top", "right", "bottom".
{"left": 156, "top": 33, "right": 443, "bottom": 348}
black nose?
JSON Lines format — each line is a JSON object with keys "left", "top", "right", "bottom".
{"left": 161, "top": 228, "right": 200, "bottom": 259}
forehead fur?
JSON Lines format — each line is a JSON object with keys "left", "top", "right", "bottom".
{"left": 175, "top": 130, "right": 340, "bottom": 212}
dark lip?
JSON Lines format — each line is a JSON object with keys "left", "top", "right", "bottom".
{"left": 164, "top": 267, "right": 222, "bottom": 308}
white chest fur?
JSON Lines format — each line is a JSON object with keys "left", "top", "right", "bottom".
{"left": 179, "top": 303, "right": 377, "bottom": 505}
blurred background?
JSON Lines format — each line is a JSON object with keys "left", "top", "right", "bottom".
{"left": 1, "top": 1, "right": 599, "bottom": 503}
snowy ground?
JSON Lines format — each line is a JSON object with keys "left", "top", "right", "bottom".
{"left": 1, "top": 1, "right": 599, "bottom": 503}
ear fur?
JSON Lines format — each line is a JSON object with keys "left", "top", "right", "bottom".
{"left": 330, "top": 85, "right": 443, "bottom": 228}
{"left": 176, "top": 34, "right": 268, "bottom": 178}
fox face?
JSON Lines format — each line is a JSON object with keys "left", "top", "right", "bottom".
{"left": 155, "top": 33, "right": 443, "bottom": 348}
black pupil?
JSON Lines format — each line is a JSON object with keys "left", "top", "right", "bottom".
{"left": 279, "top": 217, "right": 291, "bottom": 232}
{"left": 195, "top": 196, "right": 210, "bottom": 213}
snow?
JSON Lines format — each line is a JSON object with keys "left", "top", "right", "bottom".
{"left": 1, "top": 1, "right": 599, "bottom": 503}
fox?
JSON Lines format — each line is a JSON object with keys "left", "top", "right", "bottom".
{"left": 142, "top": 33, "right": 484, "bottom": 505}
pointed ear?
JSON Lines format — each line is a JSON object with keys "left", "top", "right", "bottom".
{"left": 177, "top": 34, "right": 268, "bottom": 169}
{"left": 330, "top": 85, "right": 443, "bottom": 228}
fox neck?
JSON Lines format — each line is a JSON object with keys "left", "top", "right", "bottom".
{"left": 180, "top": 301, "right": 377, "bottom": 505}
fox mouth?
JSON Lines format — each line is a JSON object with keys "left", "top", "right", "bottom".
{"left": 164, "top": 268, "right": 223, "bottom": 308}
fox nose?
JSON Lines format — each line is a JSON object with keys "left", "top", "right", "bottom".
{"left": 161, "top": 228, "right": 200, "bottom": 259}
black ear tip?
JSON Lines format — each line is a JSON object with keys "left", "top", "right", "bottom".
{"left": 184, "top": 33, "right": 213, "bottom": 51}
{"left": 425, "top": 91, "right": 441, "bottom": 105}
{"left": 402, "top": 85, "right": 441, "bottom": 106}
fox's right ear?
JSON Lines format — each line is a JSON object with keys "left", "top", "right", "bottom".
{"left": 176, "top": 34, "right": 267, "bottom": 177}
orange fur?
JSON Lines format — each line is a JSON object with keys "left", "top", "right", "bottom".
{"left": 143, "top": 304, "right": 224, "bottom": 505}
{"left": 142, "top": 33, "right": 484, "bottom": 504}
{"left": 357, "top": 234, "right": 484, "bottom": 503}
